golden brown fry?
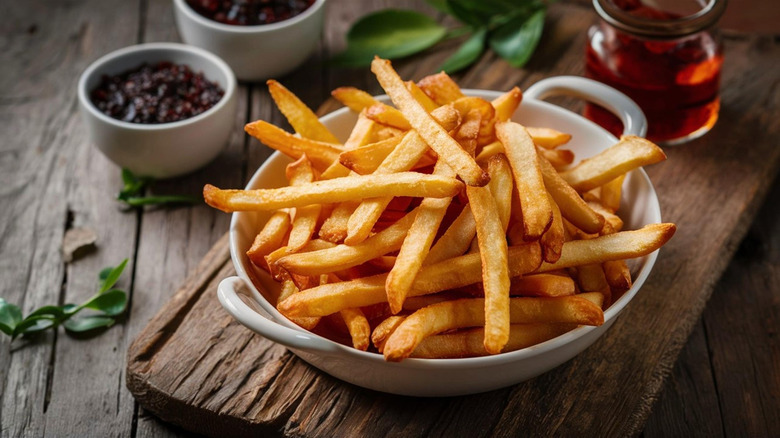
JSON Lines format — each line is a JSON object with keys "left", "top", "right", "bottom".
{"left": 267, "top": 80, "right": 341, "bottom": 144}
{"left": 285, "top": 156, "right": 321, "bottom": 252}
{"left": 405, "top": 80, "right": 439, "bottom": 112}
{"left": 277, "top": 242, "right": 541, "bottom": 318}
{"left": 600, "top": 174, "right": 626, "bottom": 213}
{"left": 540, "top": 192, "right": 565, "bottom": 263}
{"left": 561, "top": 136, "right": 667, "bottom": 192}
{"left": 537, "top": 146, "right": 575, "bottom": 171}
{"left": 491, "top": 87, "right": 523, "bottom": 122}
{"left": 467, "top": 182, "right": 510, "bottom": 354}
{"left": 452, "top": 97, "right": 496, "bottom": 144}
{"left": 372, "top": 315, "right": 406, "bottom": 353}
{"left": 510, "top": 273, "right": 576, "bottom": 297}
{"left": 487, "top": 154, "right": 513, "bottom": 232}
{"left": 319, "top": 201, "right": 357, "bottom": 243}
{"left": 496, "top": 121, "right": 553, "bottom": 240}
{"left": 339, "top": 307, "right": 370, "bottom": 351}
{"left": 275, "top": 208, "right": 418, "bottom": 276}
{"left": 603, "top": 259, "right": 632, "bottom": 292}
{"left": 538, "top": 154, "right": 605, "bottom": 234}
{"left": 537, "top": 223, "right": 676, "bottom": 272}
{"left": 246, "top": 210, "right": 290, "bottom": 269}
{"left": 331, "top": 87, "right": 379, "bottom": 112}
{"left": 425, "top": 205, "right": 476, "bottom": 265}
{"left": 383, "top": 296, "right": 604, "bottom": 361}
{"left": 203, "top": 172, "right": 463, "bottom": 212}
{"left": 475, "top": 141, "right": 504, "bottom": 163}
{"left": 365, "top": 103, "right": 412, "bottom": 130}
{"left": 453, "top": 108, "right": 482, "bottom": 156}
{"left": 245, "top": 120, "right": 342, "bottom": 172}
{"left": 278, "top": 280, "right": 320, "bottom": 330}
{"left": 265, "top": 239, "right": 336, "bottom": 280}
{"left": 587, "top": 201, "right": 624, "bottom": 235}
{"left": 371, "top": 58, "right": 489, "bottom": 186}
{"left": 417, "top": 71, "right": 465, "bottom": 105}
{"left": 526, "top": 126, "right": 572, "bottom": 149}
{"left": 338, "top": 136, "right": 404, "bottom": 175}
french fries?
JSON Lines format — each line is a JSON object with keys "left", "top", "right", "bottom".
{"left": 207, "top": 60, "right": 676, "bottom": 361}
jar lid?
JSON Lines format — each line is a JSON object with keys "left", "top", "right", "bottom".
{"left": 593, "top": 0, "right": 727, "bottom": 39}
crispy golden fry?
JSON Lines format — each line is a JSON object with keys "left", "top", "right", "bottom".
{"left": 475, "top": 141, "right": 504, "bottom": 163}
{"left": 467, "top": 182, "right": 511, "bottom": 354}
{"left": 277, "top": 242, "right": 541, "bottom": 318}
{"left": 386, "top": 162, "right": 456, "bottom": 313}
{"left": 245, "top": 120, "right": 342, "bottom": 172}
{"left": 318, "top": 201, "right": 357, "bottom": 243}
{"left": 561, "top": 136, "right": 667, "bottom": 192}
{"left": 496, "top": 121, "right": 553, "bottom": 240}
{"left": 331, "top": 87, "right": 379, "bottom": 112}
{"left": 383, "top": 295, "right": 604, "bottom": 361}
{"left": 267, "top": 80, "right": 341, "bottom": 144}
{"left": 371, "top": 125, "right": 405, "bottom": 142}
{"left": 275, "top": 208, "right": 417, "bottom": 276}
{"left": 203, "top": 172, "right": 463, "bottom": 212}
{"left": 587, "top": 201, "right": 624, "bottom": 235}
{"left": 402, "top": 292, "right": 465, "bottom": 311}
{"left": 540, "top": 192, "right": 565, "bottom": 263}
{"left": 537, "top": 146, "right": 575, "bottom": 170}
{"left": 345, "top": 131, "right": 430, "bottom": 244}
{"left": 424, "top": 205, "right": 476, "bottom": 265}
{"left": 319, "top": 112, "right": 377, "bottom": 180}
{"left": 285, "top": 156, "right": 321, "bottom": 252}
{"left": 405, "top": 80, "right": 439, "bottom": 112}
{"left": 265, "top": 239, "right": 336, "bottom": 280}
{"left": 411, "top": 323, "right": 577, "bottom": 358}
{"left": 365, "top": 103, "right": 412, "bottom": 130}
{"left": 600, "top": 174, "right": 625, "bottom": 213}
{"left": 510, "top": 273, "right": 575, "bottom": 297}
{"left": 487, "top": 154, "right": 513, "bottom": 232}
{"left": 338, "top": 136, "right": 405, "bottom": 175}
{"left": 537, "top": 223, "right": 676, "bottom": 272}
{"left": 603, "top": 259, "right": 632, "bottom": 292}
{"left": 417, "top": 71, "right": 465, "bottom": 105}
{"left": 453, "top": 108, "right": 482, "bottom": 156}
{"left": 368, "top": 255, "right": 396, "bottom": 271}
{"left": 491, "top": 87, "right": 523, "bottom": 122}
{"left": 278, "top": 280, "right": 320, "bottom": 330}
{"left": 526, "top": 127, "right": 572, "bottom": 149}
{"left": 340, "top": 307, "right": 370, "bottom": 351}
{"left": 452, "top": 97, "right": 496, "bottom": 144}
{"left": 371, "top": 58, "right": 489, "bottom": 186}
{"left": 372, "top": 315, "right": 406, "bottom": 353}
{"left": 246, "top": 210, "right": 290, "bottom": 269}
{"left": 538, "top": 154, "right": 605, "bottom": 234}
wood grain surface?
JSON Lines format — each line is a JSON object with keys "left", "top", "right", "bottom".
{"left": 1, "top": 0, "right": 779, "bottom": 437}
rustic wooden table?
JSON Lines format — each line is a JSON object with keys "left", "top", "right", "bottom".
{"left": 1, "top": 0, "right": 778, "bottom": 436}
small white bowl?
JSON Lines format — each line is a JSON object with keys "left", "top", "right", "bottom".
{"left": 173, "top": 0, "right": 327, "bottom": 82}
{"left": 218, "top": 77, "right": 658, "bottom": 397}
{"left": 78, "top": 43, "right": 237, "bottom": 179}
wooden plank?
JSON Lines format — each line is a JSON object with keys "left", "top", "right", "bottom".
{"left": 0, "top": 0, "right": 140, "bottom": 436}
{"left": 125, "top": 3, "right": 780, "bottom": 437}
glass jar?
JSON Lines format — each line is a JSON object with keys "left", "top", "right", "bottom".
{"left": 585, "top": 0, "right": 727, "bottom": 145}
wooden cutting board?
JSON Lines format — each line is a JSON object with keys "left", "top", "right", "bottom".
{"left": 126, "top": 21, "right": 780, "bottom": 438}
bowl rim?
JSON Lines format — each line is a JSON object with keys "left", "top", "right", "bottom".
{"left": 77, "top": 42, "right": 237, "bottom": 131}
{"left": 172, "top": 0, "right": 327, "bottom": 33}
{"left": 229, "top": 90, "right": 662, "bottom": 369}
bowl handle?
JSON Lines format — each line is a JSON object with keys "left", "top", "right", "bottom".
{"left": 217, "top": 276, "right": 339, "bottom": 354}
{"left": 524, "top": 76, "right": 647, "bottom": 138}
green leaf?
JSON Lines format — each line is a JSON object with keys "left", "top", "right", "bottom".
{"left": 445, "top": 0, "right": 491, "bottom": 27}
{"left": 62, "top": 304, "right": 79, "bottom": 315}
{"left": 425, "top": 0, "right": 451, "bottom": 14}
{"left": 119, "top": 168, "right": 148, "bottom": 199}
{"left": 63, "top": 315, "right": 116, "bottom": 333}
{"left": 99, "top": 259, "right": 128, "bottom": 293}
{"left": 489, "top": 8, "right": 545, "bottom": 68}
{"left": 0, "top": 298, "right": 23, "bottom": 335}
{"left": 332, "top": 10, "right": 447, "bottom": 67}
{"left": 121, "top": 195, "right": 200, "bottom": 207}
{"left": 440, "top": 27, "right": 487, "bottom": 73}
{"left": 84, "top": 290, "right": 127, "bottom": 316}
{"left": 13, "top": 315, "right": 56, "bottom": 337}
{"left": 28, "top": 305, "right": 65, "bottom": 319}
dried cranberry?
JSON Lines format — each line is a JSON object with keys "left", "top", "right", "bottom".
{"left": 90, "top": 62, "right": 224, "bottom": 124}
{"left": 185, "top": 0, "right": 315, "bottom": 26}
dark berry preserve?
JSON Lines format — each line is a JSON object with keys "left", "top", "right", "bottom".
{"left": 90, "top": 62, "right": 224, "bottom": 124}
{"left": 186, "top": 0, "right": 315, "bottom": 26}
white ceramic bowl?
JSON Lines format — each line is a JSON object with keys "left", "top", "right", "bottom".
{"left": 173, "top": 0, "right": 326, "bottom": 82}
{"left": 78, "top": 43, "right": 237, "bottom": 179}
{"left": 218, "top": 77, "right": 659, "bottom": 397}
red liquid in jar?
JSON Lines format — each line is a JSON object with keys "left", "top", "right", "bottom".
{"left": 585, "top": 2, "right": 723, "bottom": 143}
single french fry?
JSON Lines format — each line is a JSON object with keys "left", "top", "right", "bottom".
{"left": 265, "top": 239, "right": 336, "bottom": 280}
{"left": 338, "top": 136, "right": 405, "bottom": 175}
{"left": 417, "top": 71, "right": 465, "bottom": 105}
{"left": 285, "top": 156, "right": 321, "bottom": 252}
{"left": 245, "top": 120, "right": 342, "bottom": 172}
{"left": 561, "top": 136, "right": 666, "bottom": 192}
{"left": 467, "top": 182, "right": 511, "bottom": 354}
{"left": 577, "top": 264, "right": 609, "bottom": 293}
{"left": 496, "top": 121, "right": 553, "bottom": 240}
{"left": 540, "top": 192, "right": 565, "bottom": 263}
{"left": 277, "top": 279, "right": 320, "bottom": 330}
{"left": 371, "top": 58, "right": 489, "bottom": 187}
{"left": 319, "top": 201, "right": 357, "bottom": 243}
{"left": 452, "top": 97, "right": 496, "bottom": 144}
{"left": 365, "top": 103, "right": 412, "bottom": 130}
{"left": 491, "top": 87, "right": 523, "bottom": 122}
{"left": 277, "top": 242, "right": 541, "bottom": 318}
{"left": 275, "top": 208, "right": 418, "bottom": 276}
{"left": 587, "top": 201, "right": 624, "bottom": 235}
{"left": 603, "top": 259, "right": 632, "bottom": 292}
{"left": 487, "top": 154, "right": 513, "bottom": 232}
{"left": 339, "top": 307, "right": 370, "bottom": 351}
{"left": 383, "top": 295, "right": 604, "bottom": 361}
{"left": 537, "top": 146, "right": 575, "bottom": 170}
{"left": 425, "top": 205, "right": 476, "bottom": 265}
{"left": 331, "top": 87, "right": 380, "bottom": 112}
{"left": 526, "top": 126, "right": 572, "bottom": 149}
{"left": 406, "top": 80, "right": 439, "bottom": 111}
{"left": 267, "top": 80, "right": 341, "bottom": 144}
{"left": 246, "top": 210, "right": 291, "bottom": 269}
{"left": 536, "top": 223, "right": 676, "bottom": 272}
{"left": 386, "top": 162, "right": 457, "bottom": 313}
{"left": 510, "top": 273, "right": 576, "bottom": 297}
{"left": 538, "top": 154, "right": 605, "bottom": 234}
{"left": 600, "top": 174, "right": 626, "bottom": 213}
{"left": 203, "top": 172, "right": 463, "bottom": 212}
{"left": 454, "top": 108, "right": 482, "bottom": 157}
{"left": 372, "top": 315, "right": 407, "bottom": 353}
{"left": 319, "top": 111, "right": 377, "bottom": 180}
{"left": 475, "top": 141, "right": 504, "bottom": 163}
{"left": 411, "top": 323, "right": 577, "bottom": 358}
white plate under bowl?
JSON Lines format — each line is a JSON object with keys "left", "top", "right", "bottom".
{"left": 218, "top": 77, "right": 661, "bottom": 397}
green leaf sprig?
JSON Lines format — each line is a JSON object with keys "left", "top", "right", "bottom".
{"left": 332, "top": 0, "right": 547, "bottom": 73}
{"left": 118, "top": 168, "right": 200, "bottom": 207}
{"left": 0, "top": 260, "right": 130, "bottom": 339}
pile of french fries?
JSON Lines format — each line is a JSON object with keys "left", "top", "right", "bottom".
{"left": 204, "top": 57, "right": 676, "bottom": 361}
